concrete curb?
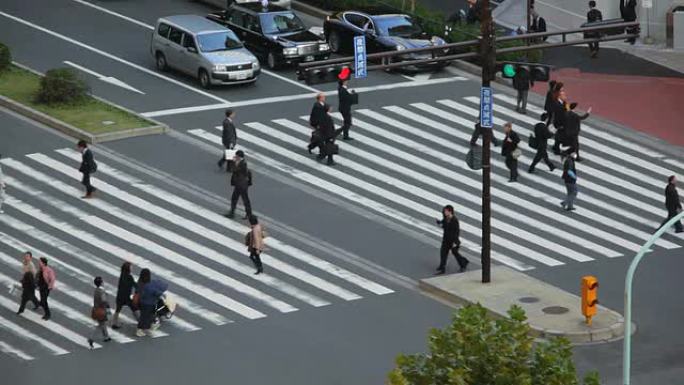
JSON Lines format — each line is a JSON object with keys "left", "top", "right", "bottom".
{"left": 419, "top": 267, "right": 635, "bottom": 345}
{"left": 5, "top": 62, "right": 167, "bottom": 144}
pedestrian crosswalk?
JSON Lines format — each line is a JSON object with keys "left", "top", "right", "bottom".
{"left": 185, "top": 94, "right": 683, "bottom": 274}
{"left": 0, "top": 151, "right": 395, "bottom": 361}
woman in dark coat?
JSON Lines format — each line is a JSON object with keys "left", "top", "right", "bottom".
{"left": 111, "top": 262, "right": 138, "bottom": 329}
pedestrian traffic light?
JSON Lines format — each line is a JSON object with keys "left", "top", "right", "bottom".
{"left": 581, "top": 275, "right": 599, "bottom": 325}
{"left": 297, "top": 65, "right": 351, "bottom": 85}
{"left": 498, "top": 61, "right": 551, "bottom": 82}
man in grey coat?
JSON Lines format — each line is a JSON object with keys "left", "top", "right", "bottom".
{"left": 217, "top": 109, "right": 237, "bottom": 172}
{"left": 88, "top": 276, "right": 111, "bottom": 348}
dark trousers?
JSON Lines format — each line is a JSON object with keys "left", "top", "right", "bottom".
{"left": 661, "top": 209, "right": 683, "bottom": 232}
{"left": 308, "top": 129, "right": 324, "bottom": 155}
{"left": 588, "top": 41, "right": 599, "bottom": 56}
{"left": 438, "top": 243, "right": 468, "bottom": 270}
{"left": 249, "top": 249, "right": 263, "bottom": 271}
{"left": 516, "top": 90, "right": 528, "bottom": 112}
{"left": 552, "top": 129, "right": 564, "bottom": 153}
{"left": 81, "top": 172, "right": 94, "bottom": 195}
{"left": 38, "top": 288, "right": 50, "bottom": 318}
{"left": 17, "top": 290, "right": 39, "bottom": 313}
{"left": 341, "top": 112, "right": 352, "bottom": 138}
{"left": 138, "top": 303, "right": 155, "bottom": 330}
{"left": 529, "top": 146, "right": 555, "bottom": 171}
{"left": 505, "top": 155, "right": 518, "bottom": 181}
{"left": 230, "top": 187, "right": 252, "bottom": 217}
{"left": 324, "top": 139, "right": 335, "bottom": 164}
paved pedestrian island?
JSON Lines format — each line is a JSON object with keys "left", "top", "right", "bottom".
{"left": 420, "top": 266, "right": 631, "bottom": 344}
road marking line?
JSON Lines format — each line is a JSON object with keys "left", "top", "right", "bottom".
{"left": 268, "top": 119, "right": 595, "bottom": 263}
{"left": 0, "top": 11, "right": 229, "bottom": 104}
{"left": 2, "top": 192, "right": 263, "bottom": 321}
{"left": 0, "top": 313, "right": 69, "bottom": 355}
{"left": 492, "top": 94, "right": 664, "bottom": 158}
{"left": 0, "top": 293, "right": 98, "bottom": 349}
{"left": 413, "top": 101, "right": 668, "bottom": 216}
{"left": 312, "top": 115, "right": 637, "bottom": 255}
{"left": 56, "top": 149, "right": 394, "bottom": 296}
{"left": 262, "top": 69, "right": 320, "bottom": 92}
{"left": 189, "top": 128, "right": 536, "bottom": 271}
{"left": 140, "top": 77, "right": 466, "bottom": 118}
{"left": 355, "top": 106, "right": 679, "bottom": 248}
{"left": 664, "top": 158, "right": 684, "bottom": 170}
{"left": 0, "top": 341, "right": 33, "bottom": 361}
{"left": 32, "top": 154, "right": 351, "bottom": 304}
{"left": 64, "top": 60, "right": 145, "bottom": 94}
{"left": 71, "top": 0, "right": 154, "bottom": 30}
{"left": 452, "top": 97, "right": 672, "bottom": 204}
{"left": 0, "top": 216, "right": 202, "bottom": 332}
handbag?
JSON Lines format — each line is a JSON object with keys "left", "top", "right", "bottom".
{"left": 324, "top": 142, "right": 339, "bottom": 155}
{"left": 91, "top": 307, "right": 106, "bottom": 322}
{"left": 244, "top": 231, "right": 252, "bottom": 247}
{"left": 528, "top": 134, "right": 538, "bottom": 149}
{"left": 512, "top": 149, "right": 522, "bottom": 159}
{"left": 465, "top": 146, "right": 483, "bottom": 170}
{"left": 350, "top": 91, "right": 359, "bottom": 105}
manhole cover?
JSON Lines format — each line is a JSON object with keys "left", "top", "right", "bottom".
{"left": 542, "top": 306, "right": 569, "bottom": 315}
{"left": 518, "top": 297, "right": 540, "bottom": 303}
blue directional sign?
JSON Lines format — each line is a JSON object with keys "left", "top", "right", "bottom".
{"left": 480, "top": 87, "right": 493, "bottom": 128}
{"left": 354, "top": 35, "right": 367, "bottom": 79}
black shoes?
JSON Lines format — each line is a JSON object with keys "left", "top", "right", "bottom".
{"left": 225, "top": 212, "right": 235, "bottom": 219}
{"left": 342, "top": 136, "right": 353, "bottom": 141}
{"left": 327, "top": 160, "right": 336, "bottom": 166}
{"left": 434, "top": 268, "right": 445, "bottom": 276}
{"left": 254, "top": 268, "right": 263, "bottom": 275}
{"left": 528, "top": 168, "right": 535, "bottom": 174}
{"left": 307, "top": 147, "right": 312, "bottom": 154}
{"left": 111, "top": 325, "right": 121, "bottom": 330}
{"left": 459, "top": 260, "right": 469, "bottom": 273}
{"left": 103, "top": 338, "right": 112, "bottom": 343}
{"left": 549, "top": 165, "right": 556, "bottom": 172}
{"left": 88, "top": 339, "right": 94, "bottom": 349}
{"left": 42, "top": 314, "right": 50, "bottom": 321}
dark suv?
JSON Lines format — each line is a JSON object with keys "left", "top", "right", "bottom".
{"left": 207, "top": 3, "right": 331, "bottom": 70}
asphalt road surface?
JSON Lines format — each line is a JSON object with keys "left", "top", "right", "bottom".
{"left": 0, "top": 1, "right": 683, "bottom": 384}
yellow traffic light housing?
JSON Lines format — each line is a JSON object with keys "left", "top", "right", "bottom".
{"left": 581, "top": 276, "right": 599, "bottom": 325}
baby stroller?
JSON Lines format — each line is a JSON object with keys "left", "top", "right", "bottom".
{"left": 153, "top": 292, "right": 177, "bottom": 326}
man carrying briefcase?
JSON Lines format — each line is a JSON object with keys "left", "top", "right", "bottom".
{"left": 218, "top": 109, "right": 237, "bottom": 172}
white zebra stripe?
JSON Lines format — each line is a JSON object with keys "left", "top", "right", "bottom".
{"left": 188, "top": 129, "right": 535, "bottom": 271}
{"left": 0, "top": 314, "right": 68, "bottom": 355}
{"left": 55, "top": 148, "right": 394, "bottom": 296}
{"left": 0, "top": 340, "right": 34, "bottom": 360}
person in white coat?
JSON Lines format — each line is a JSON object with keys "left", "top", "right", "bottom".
{"left": 0, "top": 153, "right": 6, "bottom": 214}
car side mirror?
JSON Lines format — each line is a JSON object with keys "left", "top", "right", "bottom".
{"left": 364, "top": 29, "right": 376, "bottom": 37}
{"left": 187, "top": 46, "right": 197, "bottom": 53}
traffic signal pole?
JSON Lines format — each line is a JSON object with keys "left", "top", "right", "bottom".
{"left": 480, "top": 0, "right": 494, "bottom": 283}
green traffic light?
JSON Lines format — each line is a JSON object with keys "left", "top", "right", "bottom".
{"left": 502, "top": 64, "right": 517, "bottom": 78}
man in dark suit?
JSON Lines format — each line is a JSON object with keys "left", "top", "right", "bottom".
{"left": 435, "top": 205, "right": 468, "bottom": 275}
{"left": 586, "top": 1, "right": 603, "bottom": 58}
{"left": 620, "top": 0, "right": 637, "bottom": 44}
{"left": 561, "top": 152, "right": 578, "bottom": 211}
{"left": 661, "top": 175, "right": 683, "bottom": 233}
{"left": 308, "top": 93, "right": 328, "bottom": 157}
{"left": 217, "top": 109, "right": 237, "bottom": 171}
{"left": 77, "top": 140, "right": 97, "bottom": 199}
{"left": 226, "top": 150, "right": 252, "bottom": 220}
{"left": 512, "top": 66, "right": 532, "bottom": 114}
{"left": 337, "top": 72, "right": 356, "bottom": 140}
{"left": 528, "top": 116, "right": 556, "bottom": 173}
{"left": 563, "top": 103, "right": 591, "bottom": 161}
{"left": 550, "top": 85, "right": 568, "bottom": 155}
{"left": 320, "top": 104, "right": 337, "bottom": 166}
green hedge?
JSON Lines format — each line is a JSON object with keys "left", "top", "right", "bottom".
{"left": 0, "top": 43, "right": 11, "bottom": 73}
{"left": 300, "top": 0, "right": 543, "bottom": 62}
{"left": 36, "top": 68, "right": 90, "bottom": 105}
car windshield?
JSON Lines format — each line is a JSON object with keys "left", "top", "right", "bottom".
{"left": 260, "top": 12, "right": 305, "bottom": 34}
{"left": 197, "top": 31, "right": 243, "bottom": 52}
{"left": 374, "top": 15, "right": 422, "bottom": 37}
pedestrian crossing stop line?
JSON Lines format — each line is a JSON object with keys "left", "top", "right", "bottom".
{"left": 54, "top": 148, "right": 395, "bottom": 297}
{"left": 25, "top": 154, "right": 359, "bottom": 305}
{"left": 189, "top": 128, "right": 538, "bottom": 271}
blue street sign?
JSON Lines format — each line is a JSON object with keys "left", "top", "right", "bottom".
{"left": 480, "top": 87, "right": 493, "bottom": 128}
{"left": 354, "top": 35, "right": 367, "bottom": 79}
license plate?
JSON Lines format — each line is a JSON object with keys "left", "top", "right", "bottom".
{"left": 304, "top": 55, "right": 315, "bottom": 62}
{"left": 231, "top": 70, "right": 252, "bottom": 80}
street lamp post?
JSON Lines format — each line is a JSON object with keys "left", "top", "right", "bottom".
{"left": 480, "top": 0, "right": 495, "bottom": 283}
{"left": 623, "top": 211, "right": 684, "bottom": 385}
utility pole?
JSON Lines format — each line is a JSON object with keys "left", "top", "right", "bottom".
{"left": 480, "top": 0, "right": 495, "bottom": 283}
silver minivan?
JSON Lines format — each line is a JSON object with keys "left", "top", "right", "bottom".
{"left": 151, "top": 15, "right": 261, "bottom": 88}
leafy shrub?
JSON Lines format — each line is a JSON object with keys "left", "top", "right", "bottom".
{"left": 0, "top": 43, "right": 11, "bottom": 73}
{"left": 35, "top": 68, "right": 90, "bottom": 105}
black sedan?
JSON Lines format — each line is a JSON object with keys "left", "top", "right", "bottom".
{"left": 323, "top": 11, "right": 450, "bottom": 70}
{"left": 207, "top": 2, "right": 331, "bottom": 70}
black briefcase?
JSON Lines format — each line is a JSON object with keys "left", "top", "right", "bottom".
{"left": 324, "top": 142, "right": 339, "bottom": 155}
{"left": 350, "top": 92, "right": 359, "bottom": 105}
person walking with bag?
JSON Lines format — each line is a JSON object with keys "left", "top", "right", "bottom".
{"left": 435, "top": 205, "right": 468, "bottom": 275}
{"left": 502, "top": 122, "right": 521, "bottom": 182}
{"left": 137, "top": 277, "right": 168, "bottom": 337}
{"left": 16, "top": 267, "right": 39, "bottom": 315}
{"left": 77, "top": 140, "right": 97, "bottom": 199}
{"left": 337, "top": 70, "right": 357, "bottom": 141}
{"left": 528, "top": 116, "right": 556, "bottom": 173}
{"left": 308, "top": 93, "right": 328, "bottom": 157}
{"left": 561, "top": 152, "right": 579, "bottom": 211}
{"left": 88, "top": 276, "right": 111, "bottom": 348}
{"left": 513, "top": 66, "right": 533, "bottom": 114}
{"left": 226, "top": 150, "right": 253, "bottom": 219}
{"left": 217, "top": 109, "right": 238, "bottom": 172}
{"left": 245, "top": 215, "right": 266, "bottom": 274}
{"left": 661, "top": 175, "right": 683, "bottom": 233}
{"left": 320, "top": 105, "right": 338, "bottom": 166}
{"left": 111, "top": 261, "right": 138, "bottom": 330}
{"left": 562, "top": 103, "right": 591, "bottom": 161}
{"left": 36, "top": 257, "right": 55, "bottom": 321}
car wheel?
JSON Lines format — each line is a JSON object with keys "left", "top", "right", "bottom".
{"left": 328, "top": 31, "right": 341, "bottom": 53}
{"left": 267, "top": 52, "right": 279, "bottom": 70}
{"left": 198, "top": 69, "right": 211, "bottom": 89}
{"left": 155, "top": 52, "right": 167, "bottom": 71}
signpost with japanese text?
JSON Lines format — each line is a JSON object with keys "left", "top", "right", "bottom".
{"left": 354, "top": 35, "right": 367, "bottom": 79}
{"left": 480, "top": 87, "right": 493, "bottom": 128}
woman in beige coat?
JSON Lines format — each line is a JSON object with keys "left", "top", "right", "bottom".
{"left": 246, "top": 216, "right": 265, "bottom": 275}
